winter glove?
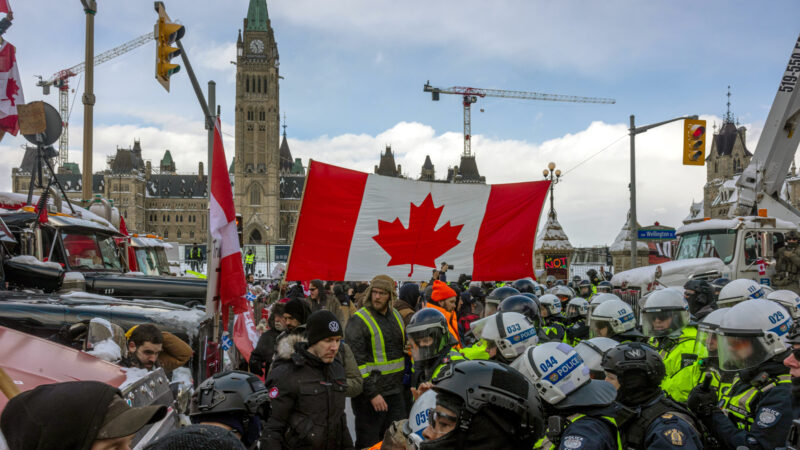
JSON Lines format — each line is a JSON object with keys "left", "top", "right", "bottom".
{"left": 687, "top": 382, "right": 718, "bottom": 418}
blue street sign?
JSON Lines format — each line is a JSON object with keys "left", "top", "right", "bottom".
{"left": 637, "top": 229, "right": 676, "bottom": 240}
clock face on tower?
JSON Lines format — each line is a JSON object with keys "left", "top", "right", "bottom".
{"left": 249, "top": 39, "right": 264, "bottom": 54}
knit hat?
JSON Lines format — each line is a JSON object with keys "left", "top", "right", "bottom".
{"left": 284, "top": 298, "right": 311, "bottom": 324}
{"left": 306, "top": 310, "right": 343, "bottom": 346}
{"left": 144, "top": 424, "right": 245, "bottom": 449}
{"left": 370, "top": 274, "right": 395, "bottom": 294}
{"left": 431, "top": 280, "right": 457, "bottom": 302}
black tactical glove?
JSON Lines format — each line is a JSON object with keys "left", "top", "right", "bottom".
{"left": 688, "top": 383, "right": 719, "bottom": 418}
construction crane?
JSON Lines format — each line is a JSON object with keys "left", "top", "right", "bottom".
{"left": 423, "top": 82, "right": 616, "bottom": 157}
{"left": 36, "top": 31, "right": 155, "bottom": 169}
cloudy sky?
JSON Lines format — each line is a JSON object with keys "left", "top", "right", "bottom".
{"left": 2, "top": 1, "right": 798, "bottom": 246}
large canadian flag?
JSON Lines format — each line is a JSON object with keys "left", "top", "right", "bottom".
{"left": 0, "top": 39, "right": 23, "bottom": 137}
{"left": 286, "top": 161, "right": 551, "bottom": 281}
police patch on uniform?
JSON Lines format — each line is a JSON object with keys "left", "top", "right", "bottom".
{"left": 269, "top": 387, "right": 279, "bottom": 399}
{"left": 562, "top": 436, "right": 584, "bottom": 449}
{"left": 756, "top": 407, "right": 781, "bottom": 428}
{"left": 663, "top": 428, "right": 685, "bottom": 446}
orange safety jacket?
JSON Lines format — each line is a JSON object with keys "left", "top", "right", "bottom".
{"left": 426, "top": 302, "right": 462, "bottom": 349}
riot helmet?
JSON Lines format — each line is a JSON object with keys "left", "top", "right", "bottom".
{"left": 470, "top": 312, "right": 539, "bottom": 362}
{"left": 716, "top": 299, "right": 792, "bottom": 371}
{"left": 468, "top": 281, "right": 486, "bottom": 301}
{"left": 403, "top": 390, "right": 438, "bottom": 447}
{"left": 767, "top": 289, "right": 800, "bottom": 319}
{"left": 692, "top": 308, "right": 729, "bottom": 357}
{"left": 419, "top": 360, "right": 545, "bottom": 449}
{"left": 601, "top": 342, "right": 666, "bottom": 407}
{"left": 596, "top": 281, "right": 613, "bottom": 294}
{"left": 565, "top": 297, "right": 589, "bottom": 320}
{"left": 710, "top": 278, "right": 731, "bottom": 297}
{"left": 640, "top": 288, "right": 690, "bottom": 338}
{"left": 574, "top": 337, "right": 620, "bottom": 378}
{"left": 545, "top": 275, "right": 556, "bottom": 288}
{"left": 407, "top": 309, "right": 452, "bottom": 361}
{"left": 550, "top": 285, "right": 574, "bottom": 305}
{"left": 498, "top": 294, "right": 542, "bottom": 329}
{"left": 717, "top": 278, "right": 765, "bottom": 307}
{"left": 538, "top": 294, "right": 562, "bottom": 319}
{"left": 578, "top": 279, "right": 593, "bottom": 298}
{"left": 190, "top": 370, "right": 268, "bottom": 445}
{"left": 587, "top": 293, "right": 623, "bottom": 318}
{"left": 586, "top": 269, "right": 600, "bottom": 285}
{"left": 589, "top": 299, "right": 636, "bottom": 338}
{"left": 485, "top": 286, "right": 520, "bottom": 317}
{"left": 512, "top": 278, "right": 536, "bottom": 294}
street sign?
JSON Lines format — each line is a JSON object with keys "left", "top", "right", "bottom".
{"left": 637, "top": 227, "right": 676, "bottom": 241}
{"left": 274, "top": 245, "right": 290, "bottom": 263}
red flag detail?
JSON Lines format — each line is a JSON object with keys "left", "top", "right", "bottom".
{"left": 0, "top": 42, "right": 23, "bottom": 136}
{"left": 757, "top": 259, "right": 766, "bottom": 276}
{"left": 0, "top": 0, "right": 10, "bottom": 14}
{"left": 210, "top": 120, "right": 247, "bottom": 314}
{"left": 118, "top": 215, "right": 129, "bottom": 236}
{"left": 233, "top": 303, "right": 260, "bottom": 363}
{"left": 372, "top": 193, "right": 463, "bottom": 277}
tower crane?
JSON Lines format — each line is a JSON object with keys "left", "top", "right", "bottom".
{"left": 423, "top": 82, "right": 616, "bottom": 157}
{"left": 36, "top": 31, "right": 155, "bottom": 169}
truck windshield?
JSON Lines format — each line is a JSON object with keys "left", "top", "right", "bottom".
{"left": 62, "top": 231, "right": 124, "bottom": 272}
{"left": 674, "top": 229, "right": 736, "bottom": 264}
{"left": 134, "top": 247, "right": 171, "bottom": 276}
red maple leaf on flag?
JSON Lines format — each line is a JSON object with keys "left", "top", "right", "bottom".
{"left": 372, "top": 193, "right": 463, "bottom": 277}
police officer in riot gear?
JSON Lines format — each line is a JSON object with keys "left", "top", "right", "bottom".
{"left": 564, "top": 297, "right": 590, "bottom": 345}
{"left": 776, "top": 231, "right": 800, "bottom": 294}
{"left": 484, "top": 286, "right": 520, "bottom": 317}
{"left": 539, "top": 294, "right": 567, "bottom": 342}
{"left": 407, "top": 309, "right": 461, "bottom": 387}
{"left": 588, "top": 298, "right": 643, "bottom": 343}
{"left": 512, "top": 278, "right": 537, "bottom": 294}
{"left": 601, "top": 342, "right": 704, "bottom": 449}
{"left": 596, "top": 281, "right": 613, "bottom": 294}
{"left": 578, "top": 279, "right": 595, "bottom": 300}
{"left": 407, "top": 360, "right": 545, "bottom": 449}
{"left": 683, "top": 279, "right": 716, "bottom": 321}
{"left": 514, "top": 342, "right": 620, "bottom": 449}
{"left": 687, "top": 298, "right": 794, "bottom": 450}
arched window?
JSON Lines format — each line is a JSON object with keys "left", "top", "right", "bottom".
{"left": 177, "top": 229, "right": 181, "bottom": 239}
{"left": 248, "top": 229, "right": 262, "bottom": 245}
{"left": 250, "top": 186, "right": 261, "bottom": 205}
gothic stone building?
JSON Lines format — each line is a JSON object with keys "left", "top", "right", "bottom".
{"left": 374, "top": 145, "right": 486, "bottom": 184}
{"left": 703, "top": 119, "right": 753, "bottom": 218}
{"left": 11, "top": 0, "right": 305, "bottom": 246}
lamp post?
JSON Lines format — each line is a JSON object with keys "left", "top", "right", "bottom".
{"left": 628, "top": 114, "right": 698, "bottom": 268}
{"left": 542, "top": 162, "right": 562, "bottom": 216}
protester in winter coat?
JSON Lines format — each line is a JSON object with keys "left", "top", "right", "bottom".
{"left": 262, "top": 310, "right": 354, "bottom": 449}
{"left": 250, "top": 302, "right": 285, "bottom": 377}
{"left": 308, "top": 279, "right": 329, "bottom": 312}
{"left": 345, "top": 274, "right": 407, "bottom": 449}
{"left": 273, "top": 298, "right": 311, "bottom": 358}
{"left": 1, "top": 381, "right": 167, "bottom": 450}
{"left": 425, "top": 280, "right": 462, "bottom": 348}
{"left": 121, "top": 323, "right": 193, "bottom": 373}
{"left": 395, "top": 282, "right": 421, "bottom": 324}
{"left": 330, "top": 283, "right": 358, "bottom": 329}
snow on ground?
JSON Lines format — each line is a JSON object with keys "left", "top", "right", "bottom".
{"left": 8, "top": 255, "right": 62, "bottom": 270}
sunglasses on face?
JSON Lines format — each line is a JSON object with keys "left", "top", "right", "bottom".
{"left": 427, "top": 408, "right": 458, "bottom": 430}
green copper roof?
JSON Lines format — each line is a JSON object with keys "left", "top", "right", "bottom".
{"left": 161, "top": 150, "right": 174, "bottom": 165}
{"left": 246, "top": 0, "right": 269, "bottom": 32}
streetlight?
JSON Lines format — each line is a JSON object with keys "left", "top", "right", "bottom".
{"left": 543, "top": 162, "right": 562, "bottom": 215}
{"left": 629, "top": 114, "right": 698, "bottom": 268}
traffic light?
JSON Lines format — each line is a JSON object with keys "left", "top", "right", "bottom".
{"left": 154, "top": 2, "right": 184, "bottom": 92}
{"left": 236, "top": 214, "right": 243, "bottom": 248}
{"left": 683, "top": 119, "right": 706, "bottom": 166}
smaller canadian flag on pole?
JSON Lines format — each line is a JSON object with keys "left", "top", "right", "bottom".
{"left": 757, "top": 258, "right": 766, "bottom": 276}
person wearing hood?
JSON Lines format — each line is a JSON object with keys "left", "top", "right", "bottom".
{"left": 1, "top": 380, "right": 167, "bottom": 450}
{"left": 261, "top": 310, "right": 354, "bottom": 449}
{"left": 308, "top": 279, "right": 330, "bottom": 312}
{"left": 683, "top": 279, "right": 716, "bottom": 321}
{"left": 514, "top": 342, "right": 620, "bottom": 449}
{"left": 345, "top": 274, "right": 406, "bottom": 449}
{"left": 395, "top": 282, "right": 421, "bottom": 324}
{"left": 425, "top": 280, "right": 462, "bottom": 349}
{"left": 250, "top": 302, "right": 285, "bottom": 377}
{"left": 330, "top": 282, "right": 357, "bottom": 329}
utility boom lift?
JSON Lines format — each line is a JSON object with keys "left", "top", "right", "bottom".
{"left": 423, "top": 82, "right": 616, "bottom": 157}
{"left": 36, "top": 32, "right": 155, "bottom": 170}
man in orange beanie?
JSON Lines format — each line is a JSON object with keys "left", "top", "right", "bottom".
{"left": 426, "top": 280, "right": 461, "bottom": 348}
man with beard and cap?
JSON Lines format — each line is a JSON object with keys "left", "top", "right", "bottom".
{"left": 513, "top": 342, "right": 620, "bottom": 449}
{"left": 683, "top": 279, "right": 716, "bottom": 321}
{"left": 345, "top": 274, "right": 406, "bottom": 449}
{"left": 601, "top": 342, "right": 704, "bottom": 449}
{"left": 406, "top": 359, "right": 545, "bottom": 449}
{"left": 1, "top": 380, "right": 167, "bottom": 450}
{"left": 687, "top": 298, "right": 793, "bottom": 450}
{"left": 262, "top": 310, "right": 354, "bottom": 449}
{"left": 277, "top": 297, "right": 311, "bottom": 341}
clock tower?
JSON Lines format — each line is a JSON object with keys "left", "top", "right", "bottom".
{"left": 234, "top": 0, "right": 280, "bottom": 245}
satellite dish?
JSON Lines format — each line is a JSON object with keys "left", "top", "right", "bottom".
{"left": 21, "top": 101, "right": 62, "bottom": 146}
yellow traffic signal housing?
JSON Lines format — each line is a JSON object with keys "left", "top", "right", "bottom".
{"left": 154, "top": 2, "right": 185, "bottom": 92}
{"left": 683, "top": 119, "right": 706, "bottom": 166}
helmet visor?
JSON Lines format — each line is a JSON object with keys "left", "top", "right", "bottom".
{"left": 484, "top": 300, "right": 498, "bottom": 317}
{"left": 717, "top": 334, "right": 775, "bottom": 371}
{"left": 641, "top": 309, "right": 689, "bottom": 337}
{"left": 469, "top": 316, "right": 491, "bottom": 340}
{"left": 589, "top": 318, "right": 615, "bottom": 338}
{"left": 692, "top": 326, "right": 718, "bottom": 357}
{"left": 565, "top": 304, "right": 587, "bottom": 319}
{"left": 408, "top": 325, "right": 446, "bottom": 361}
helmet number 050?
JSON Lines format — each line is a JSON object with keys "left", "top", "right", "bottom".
{"left": 768, "top": 311, "right": 785, "bottom": 324}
